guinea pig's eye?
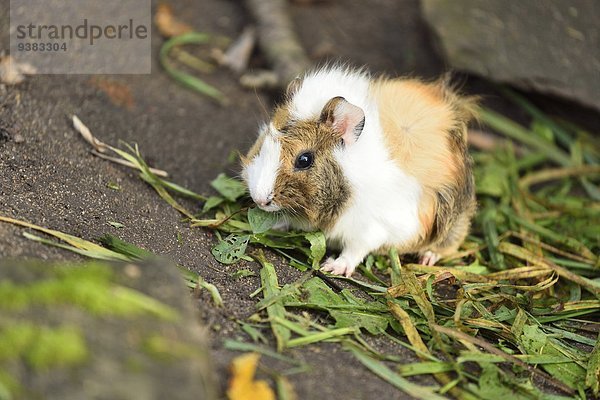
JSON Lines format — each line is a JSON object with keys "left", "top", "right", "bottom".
{"left": 294, "top": 151, "right": 314, "bottom": 170}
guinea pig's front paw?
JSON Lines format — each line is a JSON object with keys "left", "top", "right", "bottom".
{"left": 320, "top": 256, "right": 356, "bottom": 277}
{"left": 419, "top": 251, "right": 440, "bottom": 266}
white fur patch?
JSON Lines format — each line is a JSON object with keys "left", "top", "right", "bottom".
{"left": 288, "top": 66, "right": 423, "bottom": 267}
{"left": 328, "top": 115, "right": 423, "bottom": 253}
{"left": 244, "top": 128, "right": 282, "bottom": 210}
{"left": 289, "top": 66, "right": 371, "bottom": 121}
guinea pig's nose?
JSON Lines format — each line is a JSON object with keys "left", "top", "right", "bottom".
{"left": 257, "top": 198, "right": 272, "bottom": 207}
{"left": 255, "top": 193, "right": 273, "bottom": 208}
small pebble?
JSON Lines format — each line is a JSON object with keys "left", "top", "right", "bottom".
{"left": 14, "top": 134, "right": 24, "bottom": 143}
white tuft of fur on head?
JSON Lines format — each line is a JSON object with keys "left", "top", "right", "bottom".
{"left": 289, "top": 65, "right": 372, "bottom": 121}
{"left": 243, "top": 125, "right": 282, "bottom": 211}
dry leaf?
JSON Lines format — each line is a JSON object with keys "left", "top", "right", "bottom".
{"left": 227, "top": 353, "right": 275, "bottom": 400}
{"left": 0, "top": 56, "right": 36, "bottom": 85}
{"left": 154, "top": 3, "right": 193, "bottom": 38}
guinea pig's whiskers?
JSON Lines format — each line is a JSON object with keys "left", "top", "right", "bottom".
{"left": 253, "top": 86, "right": 270, "bottom": 121}
{"left": 283, "top": 203, "right": 299, "bottom": 218}
{"left": 232, "top": 172, "right": 248, "bottom": 189}
{"left": 275, "top": 210, "right": 288, "bottom": 222}
{"left": 287, "top": 199, "right": 309, "bottom": 218}
{"left": 289, "top": 208, "right": 302, "bottom": 219}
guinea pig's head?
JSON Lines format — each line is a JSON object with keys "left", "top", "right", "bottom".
{"left": 242, "top": 96, "right": 365, "bottom": 228}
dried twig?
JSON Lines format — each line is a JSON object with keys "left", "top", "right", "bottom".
{"left": 468, "top": 129, "right": 525, "bottom": 155}
{"left": 239, "top": 70, "right": 280, "bottom": 90}
{"left": 217, "top": 26, "right": 257, "bottom": 74}
{"left": 244, "top": 0, "right": 310, "bottom": 88}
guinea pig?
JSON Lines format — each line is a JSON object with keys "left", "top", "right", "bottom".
{"left": 242, "top": 66, "right": 477, "bottom": 277}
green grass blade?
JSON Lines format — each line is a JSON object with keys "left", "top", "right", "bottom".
{"left": 397, "top": 361, "right": 454, "bottom": 377}
{"left": 345, "top": 342, "right": 447, "bottom": 400}
{"left": 98, "top": 234, "right": 154, "bottom": 260}
{"left": 197, "top": 275, "right": 224, "bottom": 307}
{"left": 479, "top": 108, "right": 572, "bottom": 166}
{"left": 254, "top": 250, "right": 291, "bottom": 351}
{"left": 22, "top": 232, "right": 129, "bottom": 261}
{"left": 0, "top": 216, "right": 130, "bottom": 261}
{"left": 585, "top": 334, "right": 600, "bottom": 396}
{"left": 286, "top": 327, "right": 356, "bottom": 348}
{"left": 497, "top": 88, "right": 575, "bottom": 150}
{"left": 159, "top": 32, "right": 227, "bottom": 104}
{"left": 223, "top": 339, "right": 309, "bottom": 371}
{"left": 392, "top": 249, "right": 446, "bottom": 353}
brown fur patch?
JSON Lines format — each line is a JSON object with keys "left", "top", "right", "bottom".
{"left": 271, "top": 106, "right": 291, "bottom": 131}
{"left": 272, "top": 119, "right": 351, "bottom": 230}
{"left": 286, "top": 77, "right": 303, "bottom": 98}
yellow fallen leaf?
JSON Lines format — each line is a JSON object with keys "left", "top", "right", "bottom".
{"left": 227, "top": 353, "right": 275, "bottom": 400}
{"left": 0, "top": 56, "right": 36, "bottom": 85}
{"left": 154, "top": 3, "right": 193, "bottom": 38}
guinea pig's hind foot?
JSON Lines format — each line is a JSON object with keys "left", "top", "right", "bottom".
{"left": 321, "top": 256, "right": 356, "bottom": 278}
{"left": 419, "top": 251, "right": 440, "bottom": 266}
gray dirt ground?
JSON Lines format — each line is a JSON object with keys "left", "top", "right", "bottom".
{"left": 0, "top": 0, "right": 452, "bottom": 398}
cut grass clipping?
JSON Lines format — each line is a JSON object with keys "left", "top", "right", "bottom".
{"left": 2, "top": 90, "right": 599, "bottom": 399}
{"left": 159, "top": 31, "right": 229, "bottom": 105}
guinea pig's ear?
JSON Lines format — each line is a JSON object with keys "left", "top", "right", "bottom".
{"left": 285, "top": 77, "right": 303, "bottom": 98}
{"left": 320, "top": 96, "right": 365, "bottom": 147}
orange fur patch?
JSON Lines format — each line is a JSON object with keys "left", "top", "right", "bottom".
{"left": 417, "top": 190, "right": 437, "bottom": 239}
{"left": 371, "top": 78, "right": 466, "bottom": 236}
